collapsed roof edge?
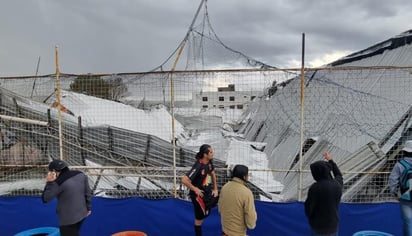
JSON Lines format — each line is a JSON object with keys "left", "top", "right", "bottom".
{"left": 330, "top": 29, "right": 412, "bottom": 66}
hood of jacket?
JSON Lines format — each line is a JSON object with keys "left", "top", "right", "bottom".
{"left": 310, "top": 160, "right": 332, "bottom": 181}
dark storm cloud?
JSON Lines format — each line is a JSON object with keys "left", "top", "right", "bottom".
{"left": 1, "top": 0, "right": 412, "bottom": 76}
{"left": 206, "top": 0, "right": 412, "bottom": 66}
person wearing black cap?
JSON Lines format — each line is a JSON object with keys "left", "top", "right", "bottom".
{"left": 389, "top": 140, "right": 412, "bottom": 236}
{"left": 42, "top": 159, "right": 92, "bottom": 236}
{"left": 218, "top": 164, "right": 257, "bottom": 236}
{"left": 305, "top": 152, "right": 343, "bottom": 236}
{"left": 182, "top": 144, "right": 219, "bottom": 236}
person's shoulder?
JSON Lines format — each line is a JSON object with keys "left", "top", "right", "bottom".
{"left": 72, "top": 170, "right": 87, "bottom": 179}
{"left": 244, "top": 187, "right": 254, "bottom": 198}
{"left": 74, "top": 170, "right": 85, "bottom": 174}
{"left": 395, "top": 158, "right": 412, "bottom": 169}
{"left": 237, "top": 182, "right": 252, "bottom": 192}
{"left": 192, "top": 160, "right": 202, "bottom": 168}
{"left": 308, "top": 181, "right": 322, "bottom": 190}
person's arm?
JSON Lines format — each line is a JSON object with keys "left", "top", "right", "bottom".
{"left": 42, "top": 182, "right": 60, "bottom": 203}
{"left": 389, "top": 163, "right": 402, "bottom": 197}
{"left": 41, "top": 171, "right": 60, "bottom": 203}
{"left": 304, "top": 186, "right": 314, "bottom": 218}
{"left": 181, "top": 175, "right": 203, "bottom": 197}
{"left": 211, "top": 171, "right": 218, "bottom": 197}
{"left": 182, "top": 163, "right": 203, "bottom": 197}
{"left": 84, "top": 174, "right": 92, "bottom": 216}
{"left": 244, "top": 190, "right": 257, "bottom": 229}
{"left": 324, "top": 152, "right": 343, "bottom": 186}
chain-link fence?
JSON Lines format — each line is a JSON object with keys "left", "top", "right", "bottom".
{"left": 0, "top": 66, "right": 411, "bottom": 202}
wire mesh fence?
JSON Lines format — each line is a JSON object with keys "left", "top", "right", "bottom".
{"left": 0, "top": 66, "right": 411, "bottom": 203}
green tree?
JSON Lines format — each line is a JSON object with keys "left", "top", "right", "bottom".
{"left": 70, "top": 74, "right": 127, "bottom": 100}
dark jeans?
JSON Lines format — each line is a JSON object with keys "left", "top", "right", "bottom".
{"left": 400, "top": 199, "right": 412, "bottom": 236}
{"left": 60, "top": 219, "right": 84, "bottom": 236}
{"left": 311, "top": 229, "right": 338, "bottom": 236}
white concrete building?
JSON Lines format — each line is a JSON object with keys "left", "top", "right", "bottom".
{"left": 192, "top": 84, "right": 262, "bottom": 110}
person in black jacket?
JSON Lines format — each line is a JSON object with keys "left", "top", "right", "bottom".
{"left": 305, "top": 152, "right": 343, "bottom": 236}
{"left": 42, "top": 159, "right": 92, "bottom": 236}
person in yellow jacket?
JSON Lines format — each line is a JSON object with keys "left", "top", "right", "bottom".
{"left": 218, "top": 165, "right": 257, "bottom": 236}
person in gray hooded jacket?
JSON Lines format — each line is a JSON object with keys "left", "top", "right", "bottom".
{"left": 42, "top": 159, "right": 91, "bottom": 236}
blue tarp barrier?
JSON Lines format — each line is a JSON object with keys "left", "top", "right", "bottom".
{"left": 0, "top": 196, "right": 402, "bottom": 236}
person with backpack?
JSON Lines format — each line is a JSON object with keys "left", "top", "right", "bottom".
{"left": 389, "top": 140, "right": 412, "bottom": 236}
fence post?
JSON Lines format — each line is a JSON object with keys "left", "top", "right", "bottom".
{"left": 144, "top": 135, "right": 151, "bottom": 163}
{"left": 78, "top": 116, "right": 86, "bottom": 166}
{"left": 180, "top": 147, "right": 185, "bottom": 167}
{"left": 108, "top": 127, "right": 113, "bottom": 152}
{"left": 298, "top": 33, "right": 306, "bottom": 201}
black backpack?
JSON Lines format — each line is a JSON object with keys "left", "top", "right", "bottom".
{"left": 399, "top": 159, "right": 412, "bottom": 200}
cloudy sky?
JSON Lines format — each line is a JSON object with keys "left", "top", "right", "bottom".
{"left": 1, "top": 0, "right": 412, "bottom": 76}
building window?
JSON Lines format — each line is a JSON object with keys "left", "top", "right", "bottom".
{"left": 219, "top": 96, "right": 224, "bottom": 101}
{"left": 202, "top": 97, "right": 208, "bottom": 101}
{"left": 202, "top": 105, "right": 208, "bottom": 108}
{"left": 251, "top": 96, "right": 256, "bottom": 100}
{"left": 229, "top": 105, "right": 235, "bottom": 109}
{"left": 229, "top": 96, "right": 235, "bottom": 101}
{"left": 237, "top": 104, "right": 243, "bottom": 109}
{"left": 218, "top": 105, "right": 224, "bottom": 109}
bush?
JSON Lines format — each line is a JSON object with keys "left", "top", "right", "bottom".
{"left": 70, "top": 74, "right": 127, "bottom": 101}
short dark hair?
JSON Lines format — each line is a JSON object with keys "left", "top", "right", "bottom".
{"left": 232, "top": 165, "right": 248, "bottom": 180}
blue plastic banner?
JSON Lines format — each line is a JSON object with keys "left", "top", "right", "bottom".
{"left": 0, "top": 196, "right": 402, "bottom": 236}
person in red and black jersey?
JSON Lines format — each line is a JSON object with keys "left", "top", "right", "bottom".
{"left": 182, "top": 144, "right": 219, "bottom": 236}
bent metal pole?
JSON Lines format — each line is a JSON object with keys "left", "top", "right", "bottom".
{"left": 298, "top": 33, "right": 305, "bottom": 201}
{"left": 170, "top": 0, "right": 206, "bottom": 198}
{"left": 55, "top": 46, "right": 64, "bottom": 161}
